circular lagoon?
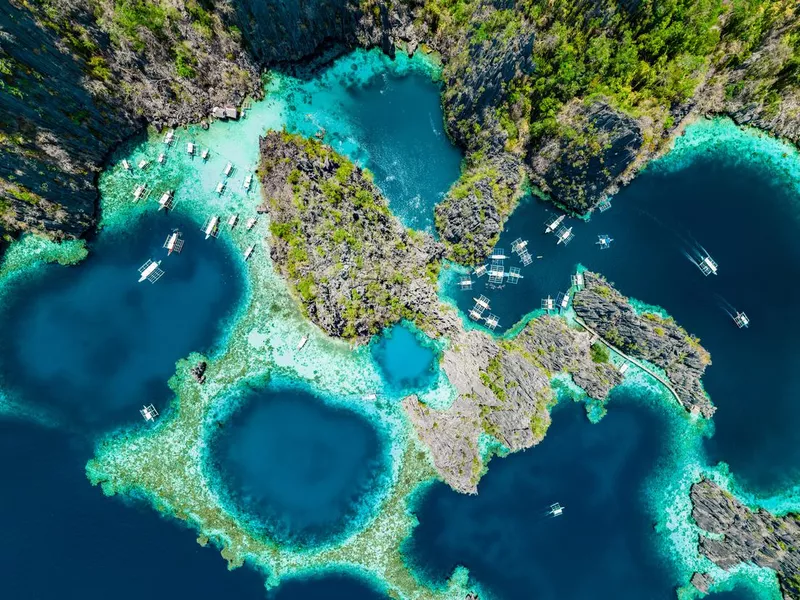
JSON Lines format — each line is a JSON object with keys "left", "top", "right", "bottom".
{"left": 0, "top": 212, "right": 244, "bottom": 431}
{"left": 370, "top": 323, "right": 438, "bottom": 393}
{"left": 210, "top": 383, "right": 389, "bottom": 548}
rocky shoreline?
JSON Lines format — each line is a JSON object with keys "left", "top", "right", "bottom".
{"left": 690, "top": 479, "right": 800, "bottom": 599}
{"left": 259, "top": 135, "right": 713, "bottom": 494}
{"left": 2, "top": 0, "right": 799, "bottom": 267}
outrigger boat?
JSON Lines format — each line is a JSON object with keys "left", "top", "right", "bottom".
{"left": 157, "top": 191, "right": 173, "bottom": 211}
{"left": 596, "top": 234, "right": 613, "bottom": 249}
{"left": 228, "top": 214, "right": 238, "bottom": 229}
{"left": 548, "top": 502, "right": 564, "bottom": 517}
{"left": 203, "top": 215, "right": 220, "bottom": 239}
{"left": 245, "top": 217, "right": 257, "bottom": 230}
{"left": 297, "top": 335, "right": 308, "bottom": 350}
{"left": 733, "top": 311, "right": 750, "bottom": 328}
{"left": 163, "top": 229, "right": 184, "bottom": 255}
{"left": 243, "top": 244, "right": 255, "bottom": 261}
{"left": 137, "top": 259, "right": 164, "bottom": 283}
{"left": 545, "top": 214, "right": 565, "bottom": 234}
{"left": 243, "top": 173, "right": 253, "bottom": 190}
{"left": 556, "top": 226, "right": 574, "bottom": 245}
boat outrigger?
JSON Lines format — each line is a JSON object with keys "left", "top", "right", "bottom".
{"left": 137, "top": 259, "right": 164, "bottom": 283}
{"left": 157, "top": 191, "right": 174, "bottom": 211}
{"left": 596, "top": 234, "right": 613, "bottom": 249}
{"left": 733, "top": 311, "right": 750, "bottom": 328}
{"left": 243, "top": 245, "right": 255, "bottom": 261}
{"left": 696, "top": 253, "right": 718, "bottom": 276}
{"left": 548, "top": 502, "right": 564, "bottom": 517}
{"left": 545, "top": 214, "right": 565, "bottom": 234}
{"left": 202, "top": 216, "right": 220, "bottom": 239}
{"left": 556, "top": 226, "right": 574, "bottom": 245}
{"left": 163, "top": 230, "right": 184, "bottom": 255}
{"left": 140, "top": 404, "right": 159, "bottom": 421}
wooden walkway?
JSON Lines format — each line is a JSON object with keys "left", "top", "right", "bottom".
{"left": 575, "top": 316, "right": 684, "bottom": 408}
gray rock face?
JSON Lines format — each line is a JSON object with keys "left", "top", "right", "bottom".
{"left": 404, "top": 316, "right": 622, "bottom": 493}
{"left": 530, "top": 101, "right": 644, "bottom": 214}
{"left": 691, "top": 479, "right": 800, "bottom": 599}
{"left": 572, "top": 271, "right": 714, "bottom": 417}
{"left": 258, "top": 130, "right": 445, "bottom": 341}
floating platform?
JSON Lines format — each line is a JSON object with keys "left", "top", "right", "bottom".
{"left": 202, "top": 216, "right": 220, "bottom": 239}
{"left": 140, "top": 404, "right": 159, "bottom": 422}
{"left": 137, "top": 259, "right": 164, "bottom": 283}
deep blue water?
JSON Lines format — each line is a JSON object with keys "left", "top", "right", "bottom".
{"left": 209, "top": 384, "right": 387, "bottom": 548}
{"left": 371, "top": 323, "right": 438, "bottom": 392}
{"left": 406, "top": 391, "right": 680, "bottom": 600}
{"left": 449, "top": 156, "right": 800, "bottom": 495}
{"left": 0, "top": 212, "right": 244, "bottom": 433}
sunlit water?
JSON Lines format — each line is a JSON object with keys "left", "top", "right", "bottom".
{"left": 0, "top": 45, "right": 798, "bottom": 600}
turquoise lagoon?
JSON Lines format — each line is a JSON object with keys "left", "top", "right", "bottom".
{"left": 0, "top": 46, "right": 798, "bottom": 600}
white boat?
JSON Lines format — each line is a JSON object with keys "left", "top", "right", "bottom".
{"left": 245, "top": 217, "right": 257, "bottom": 230}
{"left": 137, "top": 159, "right": 149, "bottom": 170}
{"left": 224, "top": 162, "right": 233, "bottom": 177}
{"left": 187, "top": 142, "right": 195, "bottom": 155}
{"left": 734, "top": 311, "right": 750, "bottom": 328}
{"left": 121, "top": 159, "right": 131, "bottom": 171}
{"left": 243, "top": 174, "right": 252, "bottom": 190}
{"left": 158, "top": 191, "right": 173, "bottom": 211}
{"left": 297, "top": 335, "right": 308, "bottom": 350}
{"left": 216, "top": 181, "right": 225, "bottom": 194}
{"left": 228, "top": 214, "right": 238, "bottom": 228}
{"left": 698, "top": 254, "right": 718, "bottom": 276}
{"left": 201, "top": 148, "right": 209, "bottom": 160}
{"left": 548, "top": 502, "right": 564, "bottom": 517}
{"left": 158, "top": 153, "right": 166, "bottom": 164}
{"left": 243, "top": 244, "right": 255, "bottom": 261}
{"left": 164, "top": 130, "right": 174, "bottom": 145}
{"left": 556, "top": 226, "right": 574, "bottom": 245}
{"left": 137, "top": 259, "right": 164, "bottom": 283}
{"left": 133, "top": 185, "right": 146, "bottom": 202}
{"left": 545, "top": 214, "right": 565, "bottom": 233}
{"left": 204, "top": 216, "right": 219, "bottom": 239}
{"left": 362, "top": 393, "right": 378, "bottom": 401}
{"left": 163, "top": 230, "right": 183, "bottom": 255}
{"left": 140, "top": 404, "right": 159, "bottom": 421}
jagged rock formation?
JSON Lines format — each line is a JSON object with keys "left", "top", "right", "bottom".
{"left": 2, "top": 0, "right": 799, "bottom": 262}
{"left": 572, "top": 271, "right": 714, "bottom": 417}
{"left": 403, "top": 315, "right": 623, "bottom": 493}
{"left": 258, "top": 131, "right": 449, "bottom": 341}
{"left": 691, "top": 479, "right": 800, "bottom": 599}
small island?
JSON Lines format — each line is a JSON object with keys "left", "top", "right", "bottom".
{"left": 690, "top": 479, "right": 800, "bottom": 599}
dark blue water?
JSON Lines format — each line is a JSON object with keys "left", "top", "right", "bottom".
{"left": 267, "top": 575, "right": 388, "bottom": 600}
{"left": 210, "top": 384, "right": 387, "bottom": 548}
{"left": 450, "top": 156, "right": 800, "bottom": 494}
{"left": 370, "top": 323, "right": 438, "bottom": 392}
{"left": 0, "top": 418, "right": 270, "bottom": 599}
{"left": 0, "top": 212, "right": 244, "bottom": 433}
{"left": 406, "top": 390, "right": 678, "bottom": 599}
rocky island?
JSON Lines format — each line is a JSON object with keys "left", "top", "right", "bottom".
{"left": 258, "top": 135, "right": 712, "bottom": 493}
{"left": 690, "top": 479, "right": 800, "bottom": 599}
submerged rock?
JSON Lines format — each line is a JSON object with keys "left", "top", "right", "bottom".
{"left": 691, "top": 479, "right": 800, "bottom": 599}
{"left": 572, "top": 272, "right": 714, "bottom": 417}
{"left": 190, "top": 361, "right": 207, "bottom": 385}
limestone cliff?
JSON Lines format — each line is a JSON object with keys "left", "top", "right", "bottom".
{"left": 691, "top": 479, "right": 800, "bottom": 599}
{"left": 572, "top": 271, "right": 713, "bottom": 417}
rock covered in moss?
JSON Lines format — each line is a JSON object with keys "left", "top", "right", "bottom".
{"left": 572, "top": 271, "right": 713, "bottom": 417}
{"left": 258, "top": 130, "right": 446, "bottom": 341}
{"left": 691, "top": 479, "right": 800, "bottom": 599}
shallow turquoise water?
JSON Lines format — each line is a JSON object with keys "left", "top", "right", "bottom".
{"left": 370, "top": 323, "right": 438, "bottom": 392}
{"left": 209, "top": 382, "right": 389, "bottom": 549}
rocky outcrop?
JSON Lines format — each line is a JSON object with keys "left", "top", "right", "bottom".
{"left": 572, "top": 271, "right": 714, "bottom": 417}
{"left": 691, "top": 479, "right": 800, "bottom": 599}
{"left": 404, "top": 315, "right": 622, "bottom": 493}
{"left": 258, "top": 130, "right": 448, "bottom": 341}
{"left": 530, "top": 101, "right": 644, "bottom": 214}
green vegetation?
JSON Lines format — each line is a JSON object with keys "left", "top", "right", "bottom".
{"left": 174, "top": 42, "right": 197, "bottom": 79}
{"left": 108, "top": 0, "right": 170, "bottom": 50}
{"left": 590, "top": 342, "right": 610, "bottom": 364}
